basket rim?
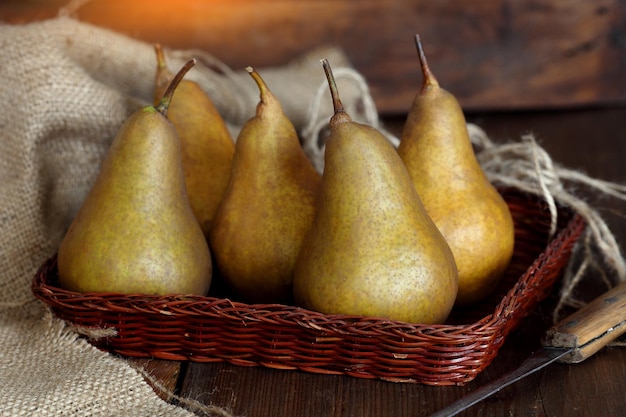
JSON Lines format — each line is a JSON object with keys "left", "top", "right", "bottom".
{"left": 30, "top": 189, "right": 587, "bottom": 385}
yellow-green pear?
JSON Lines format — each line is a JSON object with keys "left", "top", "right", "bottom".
{"left": 209, "top": 67, "right": 320, "bottom": 304}
{"left": 293, "top": 59, "right": 458, "bottom": 324}
{"left": 153, "top": 44, "right": 235, "bottom": 236}
{"left": 57, "top": 59, "right": 212, "bottom": 296}
{"left": 397, "top": 35, "right": 515, "bottom": 306}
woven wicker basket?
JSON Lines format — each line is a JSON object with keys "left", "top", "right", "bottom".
{"left": 32, "top": 189, "right": 585, "bottom": 385}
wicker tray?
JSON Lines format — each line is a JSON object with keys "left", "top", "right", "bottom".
{"left": 32, "top": 189, "right": 585, "bottom": 385}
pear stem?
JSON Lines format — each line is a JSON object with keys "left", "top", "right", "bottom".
{"left": 155, "top": 58, "right": 196, "bottom": 117}
{"left": 246, "top": 66, "right": 270, "bottom": 103}
{"left": 414, "top": 34, "right": 439, "bottom": 90}
{"left": 321, "top": 58, "right": 346, "bottom": 116}
{"left": 154, "top": 43, "right": 167, "bottom": 70}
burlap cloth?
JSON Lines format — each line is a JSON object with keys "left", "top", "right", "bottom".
{"left": 0, "top": 16, "right": 373, "bottom": 416}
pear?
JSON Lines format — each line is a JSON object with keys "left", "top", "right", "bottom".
{"left": 209, "top": 67, "right": 320, "bottom": 304}
{"left": 293, "top": 59, "right": 458, "bottom": 324}
{"left": 397, "top": 35, "right": 515, "bottom": 306}
{"left": 153, "top": 44, "right": 235, "bottom": 236}
{"left": 57, "top": 59, "right": 212, "bottom": 296}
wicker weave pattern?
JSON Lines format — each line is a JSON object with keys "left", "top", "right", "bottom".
{"left": 32, "top": 190, "right": 585, "bottom": 385}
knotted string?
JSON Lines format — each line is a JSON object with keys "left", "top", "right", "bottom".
{"left": 469, "top": 125, "right": 626, "bottom": 323}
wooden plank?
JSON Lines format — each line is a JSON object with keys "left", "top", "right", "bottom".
{"left": 538, "top": 349, "right": 626, "bottom": 416}
{"left": 1, "top": 0, "right": 625, "bottom": 114}
{"left": 128, "top": 358, "right": 183, "bottom": 403}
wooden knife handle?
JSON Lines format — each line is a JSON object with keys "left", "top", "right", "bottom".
{"left": 543, "top": 280, "right": 626, "bottom": 363}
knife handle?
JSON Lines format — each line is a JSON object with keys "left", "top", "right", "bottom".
{"left": 543, "top": 280, "right": 626, "bottom": 363}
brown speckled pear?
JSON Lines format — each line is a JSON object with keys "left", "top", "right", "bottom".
{"left": 397, "top": 35, "right": 515, "bottom": 306}
{"left": 293, "top": 59, "right": 458, "bottom": 324}
{"left": 209, "top": 67, "right": 320, "bottom": 304}
{"left": 57, "top": 59, "right": 212, "bottom": 296}
{"left": 153, "top": 44, "right": 234, "bottom": 236}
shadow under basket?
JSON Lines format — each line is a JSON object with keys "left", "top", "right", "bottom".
{"left": 32, "top": 189, "right": 586, "bottom": 386}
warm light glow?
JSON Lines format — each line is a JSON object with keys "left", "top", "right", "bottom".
{"left": 57, "top": 0, "right": 326, "bottom": 70}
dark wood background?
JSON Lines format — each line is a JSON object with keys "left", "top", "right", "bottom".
{"left": 2, "top": 0, "right": 626, "bottom": 114}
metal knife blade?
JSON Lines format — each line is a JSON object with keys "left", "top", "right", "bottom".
{"left": 429, "top": 280, "right": 626, "bottom": 417}
{"left": 428, "top": 347, "right": 571, "bottom": 417}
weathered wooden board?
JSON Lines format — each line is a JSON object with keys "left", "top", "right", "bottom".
{"left": 2, "top": 0, "right": 625, "bottom": 114}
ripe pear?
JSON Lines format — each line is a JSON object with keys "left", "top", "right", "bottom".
{"left": 397, "top": 35, "right": 515, "bottom": 306}
{"left": 293, "top": 59, "right": 458, "bottom": 324}
{"left": 209, "top": 67, "right": 320, "bottom": 304}
{"left": 153, "top": 44, "right": 235, "bottom": 236}
{"left": 57, "top": 59, "right": 212, "bottom": 296}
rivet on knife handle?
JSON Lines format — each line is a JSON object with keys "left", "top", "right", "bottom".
{"left": 543, "top": 280, "right": 626, "bottom": 363}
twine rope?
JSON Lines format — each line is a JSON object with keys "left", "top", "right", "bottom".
{"left": 469, "top": 125, "right": 626, "bottom": 323}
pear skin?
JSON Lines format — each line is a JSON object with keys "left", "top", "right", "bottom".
{"left": 293, "top": 59, "right": 458, "bottom": 324}
{"left": 209, "top": 67, "right": 320, "bottom": 304}
{"left": 58, "top": 59, "right": 212, "bottom": 296}
{"left": 397, "top": 35, "right": 515, "bottom": 306}
{"left": 154, "top": 44, "right": 235, "bottom": 236}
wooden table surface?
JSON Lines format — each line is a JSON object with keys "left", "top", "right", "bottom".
{"left": 132, "top": 107, "right": 626, "bottom": 417}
